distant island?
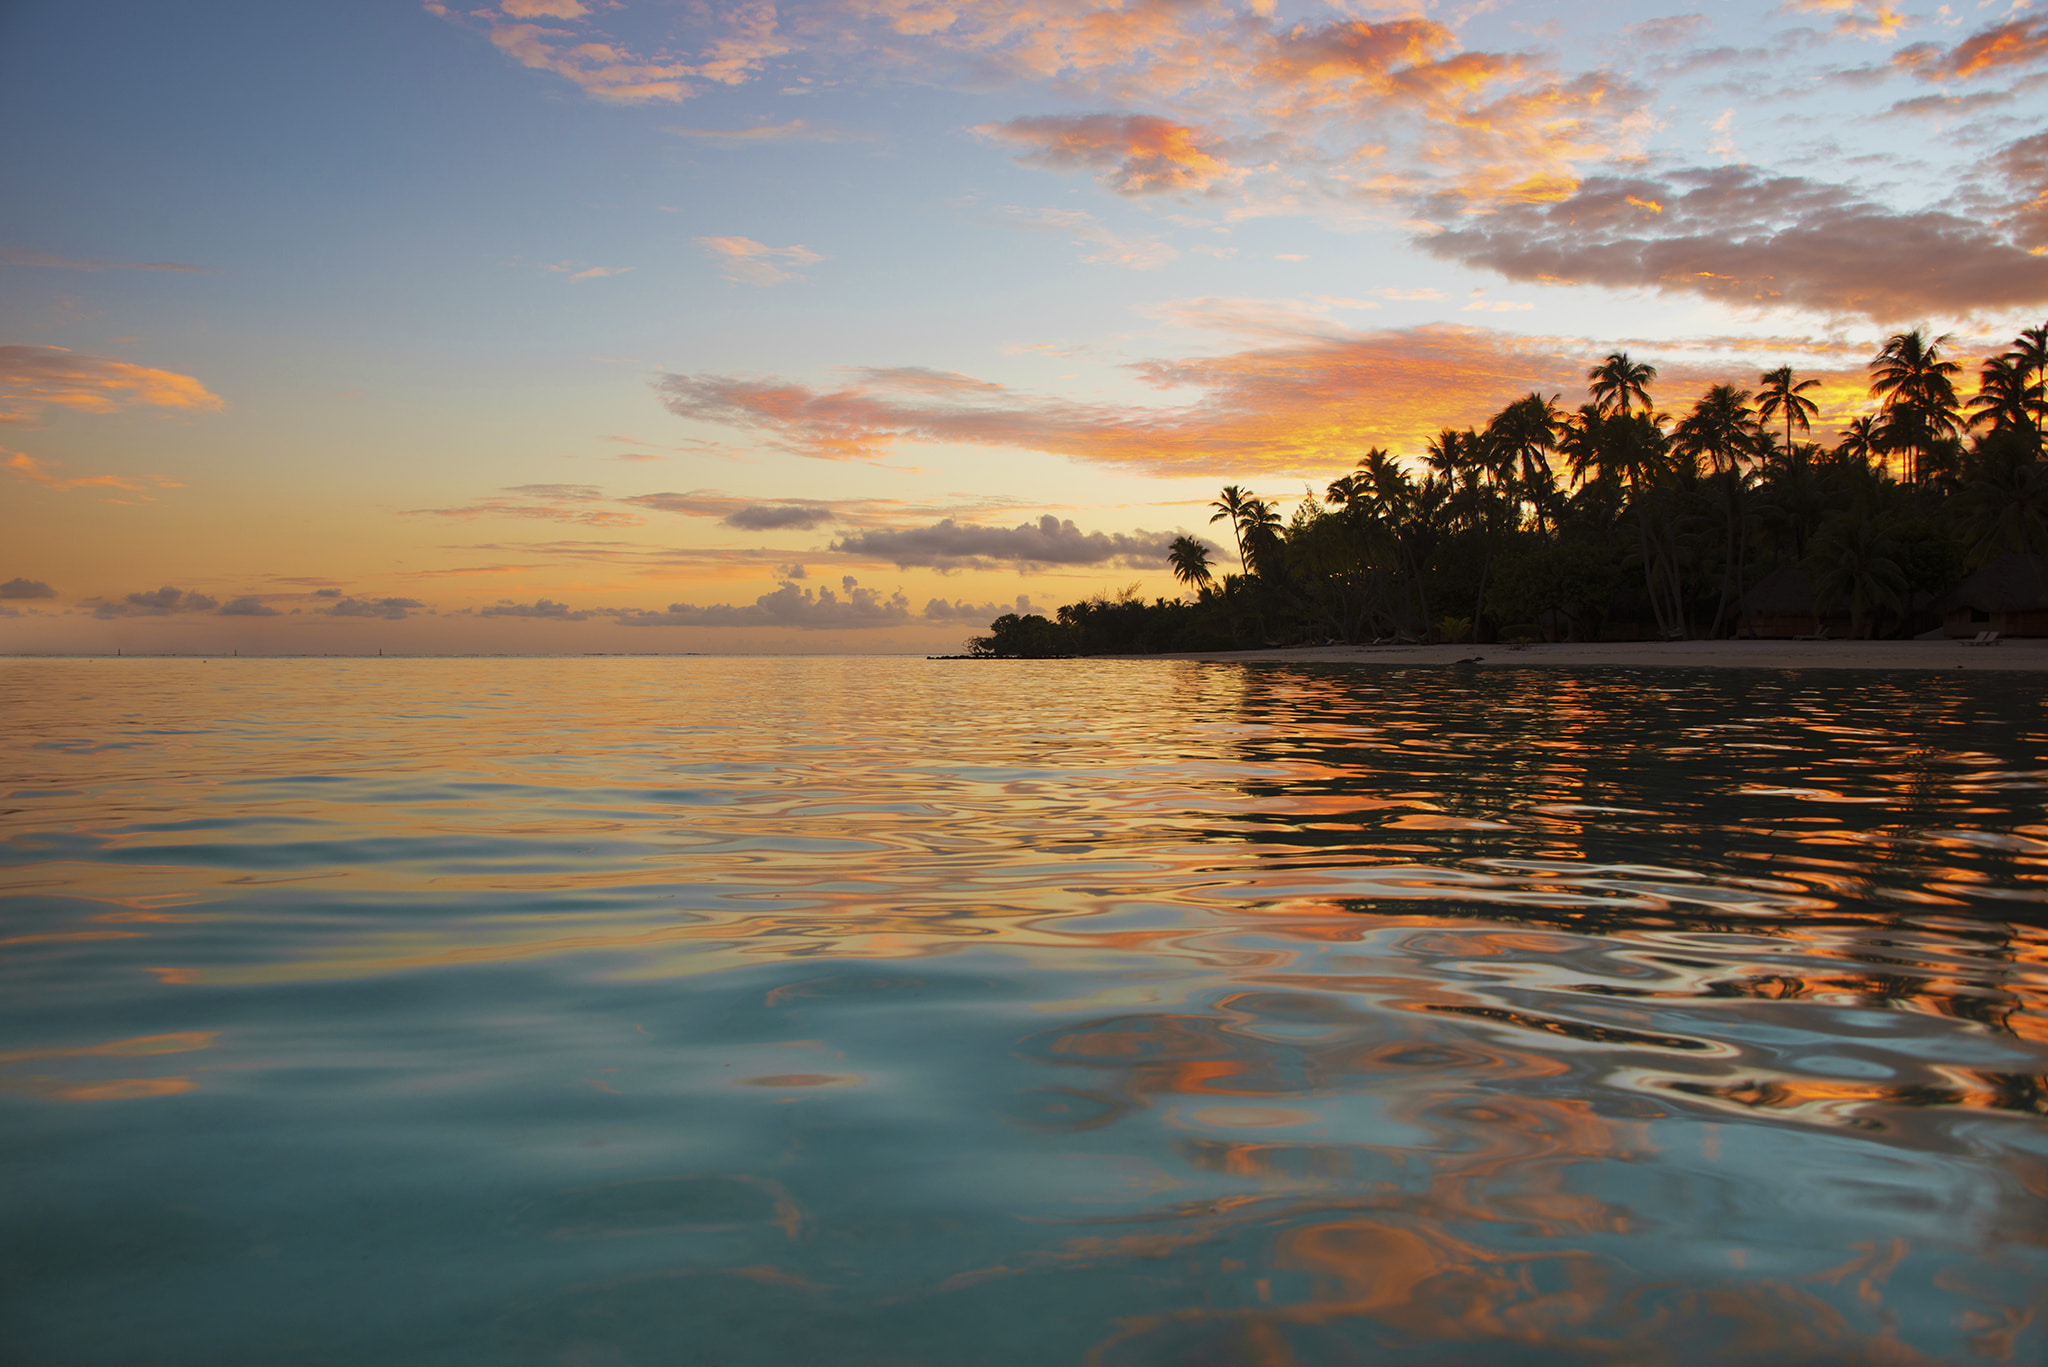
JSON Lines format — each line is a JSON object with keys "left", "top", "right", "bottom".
{"left": 970, "top": 326, "right": 2048, "bottom": 657}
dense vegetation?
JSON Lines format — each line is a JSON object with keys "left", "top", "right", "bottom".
{"left": 970, "top": 325, "right": 2048, "bottom": 656}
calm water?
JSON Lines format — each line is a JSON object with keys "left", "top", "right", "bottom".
{"left": 3, "top": 658, "right": 2045, "bottom": 1366}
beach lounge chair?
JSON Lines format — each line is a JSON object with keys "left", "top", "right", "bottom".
{"left": 1794, "top": 624, "right": 1831, "bottom": 641}
{"left": 1964, "top": 630, "right": 2002, "bottom": 646}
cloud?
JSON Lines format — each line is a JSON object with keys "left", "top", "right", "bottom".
{"left": 660, "top": 320, "right": 1885, "bottom": 477}
{"left": 695, "top": 235, "right": 824, "bottom": 285}
{"left": 979, "top": 115, "right": 1238, "bottom": 195}
{"left": 1996, "top": 131, "right": 2048, "bottom": 250}
{"left": 479, "top": 598, "right": 595, "bottom": 619}
{"left": 481, "top": 21, "right": 694, "bottom": 103}
{"left": 544, "top": 261, "right": 634, "bottom": 281}
{"left": 660, "top": 325, "right": 1599, "bottom": 473}
{"left": 722, "top": 503, "right": 838, "bottom": 530}
{"left": 1895, "top": 16, "right": 2048, "bottom": 81}
{"left": 995, "top": 206, "right": 1179, "bottom": 269}
{"left": 663, "top": 119, "right": 842, "bottom": 142}
{"left": 218, "top": 596, "right": 280, "bottom": 617}
{"left": 615, "top": 576, "right": 910, "bottom": 629}
{"left": 1, "top": 247, "right": 207, "bottom": 273}
{"left": 93, "top": 586, "right": 221, "bottom": 618}
{"left": 1622, "top": 15, "right": 1710, "bottom": 50}
{"left": 6, "top": 450, "right": 183, "bottom": 499}
{"left": 924, "top": 593, "right": 1033, "bottom": 622}
{"left": 328, "top": 596, "right": 425, "bottom": 620}
{"left": 0, "top": 345, "right": 224, "bottom": 426}
{"left": 403, "top": 484, "right": 645, "bottom": 527}
{"left": 834, "top": 514, "right": 1179, "bottom": 572}
{"left": 500, "top": 0, "right": 588, "bottom": 18}
{"left": 0, "top": 577, "right": 56, "bottom": 599}
{"left": 1417, "top": 165, "right": 2048, "bottom": 320}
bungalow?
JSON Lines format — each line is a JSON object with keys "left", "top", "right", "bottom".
{"left": 1940, "top": 554, "right": 2048, "bottom": 638}
{"left": 1738, "top": 564, "right": 1851, "bottom": 639}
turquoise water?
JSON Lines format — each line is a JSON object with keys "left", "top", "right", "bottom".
{"left": 3, "top": 657, "right": 2044, "bottom": 1365}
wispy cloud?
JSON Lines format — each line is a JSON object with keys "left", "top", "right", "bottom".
{"left": 998, "top": 207, "right": 1177, "bottom": 270}
{"left": 402, "top": 484, "right": 645, "bottom": 527}
{"left": 6, "top": 450, "right": 183, "bottom": 500}
{"left": 660, "top": 321, "right": 1885, "bottom": 478}
{"left": 544, "top": 260, "right": 634, "bottom": 281}
{"left": 0, "top": 345, "right": 224, "bottom": 426}
{"left": 663, "top": 119, "right": 846, "bottom": 142}
{"left": 695, "top": 235, "right": 824, "bottom": 285}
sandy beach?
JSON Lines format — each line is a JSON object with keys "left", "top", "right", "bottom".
{"left": 1160, "top": 638, "right": 2048, "bottom": 670}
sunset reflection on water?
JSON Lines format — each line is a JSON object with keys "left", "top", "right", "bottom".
{"left": 1, "top": 657, "right": 2043, "bottom": 1365}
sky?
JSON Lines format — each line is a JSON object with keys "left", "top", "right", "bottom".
{"left": 2, "top": 0, "right": 2045, "bottom": 654}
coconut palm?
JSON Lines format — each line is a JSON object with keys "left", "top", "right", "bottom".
{"left": 1675, "top": 385, "right": 1763, "bottom": 636}
{"left": 1868, "top": 329, "right": 1961, "bottom": 485}
{"left": 1208, "top": 484, "right": 1256, "bottom": 575}
{"left": 2010, "top": 323, "right": 2048, "bottom": 442}
{"left": 1835, "top": 415, "right": 1887, "bottom": 470}
{"left": 1757, "top": 366, "right": 1822, "bottom": 459}
{"left": 1967, "top": 354, "right": 2035, "bottom": 439}
{"left": 1588, "top": 351, "right": 1657, "bottom": 417}
{"left": 1167, "top": 535, "right": 1214, "bottom": 593}
{"left": 1487, "top": 392, "right": 1564, "bottom": 531}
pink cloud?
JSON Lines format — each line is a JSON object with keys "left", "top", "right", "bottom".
{"left": 5, "top": 450, "right": 183, "bottom": 500}
{"left": 695, "top": 235, "right": 825, "bottom": 285}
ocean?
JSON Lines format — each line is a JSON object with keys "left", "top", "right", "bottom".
{"left": 3, "top": 657, "right": 2044, "bottom": 1365}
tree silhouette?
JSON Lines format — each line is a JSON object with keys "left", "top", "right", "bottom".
{"left": 1756, "top": 366, "right": 1821, "bottom": 458}
{"left": 1869, "top": 329, "right": 1961, "bottom": 485}
{"left": 1208, "top": 485, "right": 1255, "bottom": 575}
{"left": 1588, "top": 352, "right": 1656, "bottom": 417}
{"left": 1168, "top": 535, "right": 1214, "bottom": 593}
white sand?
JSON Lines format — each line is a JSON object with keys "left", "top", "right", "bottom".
{"left": 1157, "top": 638, "right": 2048, "bottom": 671}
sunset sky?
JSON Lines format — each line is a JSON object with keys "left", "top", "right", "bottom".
{"left": 3, "top": 0, "right": 2045, "bottom": 653}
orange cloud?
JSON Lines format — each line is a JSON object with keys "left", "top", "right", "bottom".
{"left": 1895, "top": 17, "right": 2048, "bottom": 80}
{"left": 660, "top": 322, "right": 1889, "bottom": 478}
{"left": 660, "top": 325, "right": 1595, "bottom": 475}
{"left": 980, "top": 114, "right": 1236, "bottom": 194}
{"left": 0, "top": 345, "right": 224, "bottom": 426}
{"left": 6, "top": 450, "right": 182, "bottom": 502}
{"left": 404, "top": 484, "right": 646, "bottom": 527}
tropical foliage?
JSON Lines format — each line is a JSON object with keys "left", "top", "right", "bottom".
{"left": 971, "top": 325, "right": 2048, "bottom": 655}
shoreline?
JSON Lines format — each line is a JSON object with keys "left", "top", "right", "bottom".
{"left": 1152, "top": 638, "right": 2048, "bottom": 671}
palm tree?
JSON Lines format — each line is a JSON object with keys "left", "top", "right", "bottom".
{"left": 1167, "top": 535, "right": 1214, "bottom": 594}
{"left": 1951, "top": 431, "right": 2048, "bottom": 569}
{"left": 1757, "top": 366, "right": 1821, "bottom": 459}
{"left": 1675, "top": 385, "right": 1762, "bottom": 636}
{"left": 1588, "top": 352, "right": 1656, "bottom": 417}
{"left": 2010, "top": 322, "right": 2048, "bottom": 443}
{"left": 1208, "top": 485, "right": 1255, "bottom": 575}
{"left": 1868, "top": 330, "right": 1961, "bottom": 485}
{"left": 1835, "top": 415, "right": 1887, "bottom": 470}
{"left": 1967, "top": 354, "right": 2035, "bottom": 439}
{"left": 1487, "top": 392, "right": 1564, "bottom": 532}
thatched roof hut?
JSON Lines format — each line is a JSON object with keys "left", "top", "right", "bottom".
{"left": 1740, "top": 565, "right": 1848, "bottom": 638}
{"left": 1938, "top": 554, "right": 2048, "bottom": 637}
